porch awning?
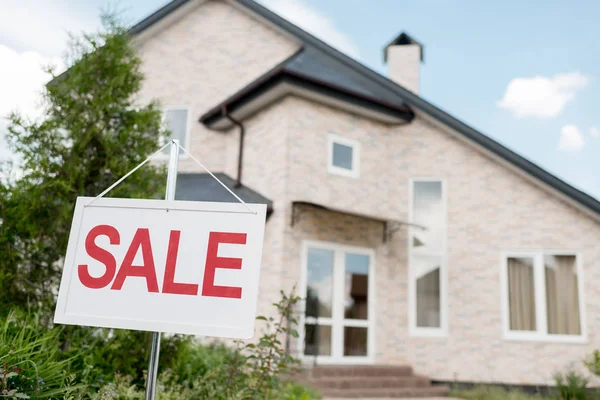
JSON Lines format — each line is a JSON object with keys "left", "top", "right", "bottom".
{"left": 290, "top": 200, "right": 426, "bottom": 243}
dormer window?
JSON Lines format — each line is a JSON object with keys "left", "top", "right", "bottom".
{"left": 328, "top": 134, "right": 360, "bottom": 178}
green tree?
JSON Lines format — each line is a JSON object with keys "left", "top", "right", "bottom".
{"left": 0, "top": 14, "right": 166, "bottom": 316}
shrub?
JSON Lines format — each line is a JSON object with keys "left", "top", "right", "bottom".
{"left": 93, "top": 372, "right": 320, "bottom": 400}
{"left": 584, "top": 350, "right": 600, "bottom": 377}
{"left": 92, "top": 288, "right": 319, "bottom": 400}
{"left": 63, "top": 327, "right": 189, "bottom": 392}
{"left": 168, "top": 341, "right": 236, "bottom": 387}
{"left": 553, "top": 370, "right": 588, "bottom": 400}
{"left": 1, "top": 289, "right": 317, "bottom": 399}
{"left": 183, "top": 289, "right": 308, "bottom": 399}
{"left": 0, "top": 311, "right": 81, "bottom": 399}
{"left": 276, "top": 382, "right": 321, "bottom": 400}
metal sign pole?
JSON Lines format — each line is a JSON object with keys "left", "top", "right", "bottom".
{"left": 145, "top": 139, "right": 180, "bottom": 400}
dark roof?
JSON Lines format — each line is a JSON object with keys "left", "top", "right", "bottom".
{"left": 200, "top": 48, "right": 414, "bottom": 128}
{"left": 286, "top": 47, "right": 411, "bottom": 107}
{"left": 132, "top": 0, "right": 600, "bottom": 218}
{"left": 129, "top": 0, "right": 192, "bottom": 35}
{"left": 383, "top": 32, "right": 424, "bottom": 62}
{"left": 175, "top": 173, "right": 273, "bottom": 215}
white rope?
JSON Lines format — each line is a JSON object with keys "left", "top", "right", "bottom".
{"left": 84, "top": 140, "right": 258, "bottom": 216}
{"left": 176, "top": 141, "right": 257, "bottom": 215}
{"left": 85, "top": 141, "right": 171, "bottom": 207}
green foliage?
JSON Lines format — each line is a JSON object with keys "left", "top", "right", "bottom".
{"left": 62, "top": 328, "right": 189, "bottom": 391}
{"left": 584, "top": 350, "right": 600, "bottom": 377}
{"left": 553, "top": 370, "right": 588, "bottom": 400}
{"left": 168, "top": 341, "right": 236, "bottom": 387}
{"left": 93, "top": 374, "right": 320, "bottom": 400}
{"left": 242, "top": 289, "right": 303, "bottom": 396}
{"left": 0, "top": 289, "right": 316, "bottom": 399}
{"left": 92, "top": 374, "right": 142, "bottom": 400}
{"left": 0, "top": 12, "right": 166, "bottom": 316}
{"left": 182, "top": 289, "right": 308, "bottom": 399}
{"left": 275, "top": 382, "right": 321, "bottom": 400}
{"left": 0, "top": 311, "right": 81, "bottom": 399}
{"left": 90, "top": 289, "right": 319, "bottom": 399}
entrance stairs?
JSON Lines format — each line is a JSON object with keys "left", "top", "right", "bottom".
{"left": 296, "top": 365, "right": 450, "bottom": 398}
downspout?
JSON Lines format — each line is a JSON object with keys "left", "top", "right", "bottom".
{"left": 221, "top": 105, "right": 245, "bottom": 188}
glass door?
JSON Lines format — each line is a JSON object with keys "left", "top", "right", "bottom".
{"left": 341, "top": 252, "right": 370, "bottom": 358}
{"left": 301, "top": 241, "right": 374, "bottom": 363}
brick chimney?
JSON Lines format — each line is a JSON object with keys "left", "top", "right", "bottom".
{"left": 383, "top": 32, "right": 424, "bottom": 94}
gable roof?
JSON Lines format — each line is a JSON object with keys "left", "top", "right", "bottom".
{"left": 132, "top": 0, "right": 600, "bottom": 218}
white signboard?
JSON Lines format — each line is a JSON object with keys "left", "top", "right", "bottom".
{"left": 54, "top": 197, "right": 267, "bottom": 339}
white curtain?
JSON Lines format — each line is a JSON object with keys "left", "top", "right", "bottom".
{"left": 545, "top": 255, "right": 581, "bottom": 335}
{"left": 508, "top": 258, "right": 536, "bottom": 331}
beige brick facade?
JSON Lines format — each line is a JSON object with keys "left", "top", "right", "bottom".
{"left": 136, "top": 0, "right": 600, "bottom": 386}
{"left": 135, "top": 0, "right": 300, "bottom": 173}
{"left": 275, "top": 96, "right": 600, "bottom": 385}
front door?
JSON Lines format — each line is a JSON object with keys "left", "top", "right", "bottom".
{"left": 300, "top": 241, "right": 375, "bottom": 363}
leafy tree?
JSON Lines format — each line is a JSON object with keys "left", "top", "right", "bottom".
{"left": 0, "top": 14, "right": 178, "bottom": 391}
{"left": 0, "top": 14, "right": 166, "bottom": 316}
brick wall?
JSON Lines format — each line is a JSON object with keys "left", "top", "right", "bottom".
{"left": 135, "top": 0, "right": 299, "bottom": 173}
{"left": 274, "top": 96, "right": 600, "bottom": 385}
{"left": 135, "top": 1, "right": 600, "bottom": 386}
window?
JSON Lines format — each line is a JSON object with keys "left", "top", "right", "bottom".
{"left": 502, "top": 252, "right": 585, "bottom": 341}
{"left": 409, "top": 180, "right": 447, "bottom": 336}
{"left": 328, "top": 134, "right": 360, "bottom": 178}
{"left": 301, "top": 241, "right": 375, "bottom": 362}
{"left": 160, "top": 108, "right": 189, "bottom": 155}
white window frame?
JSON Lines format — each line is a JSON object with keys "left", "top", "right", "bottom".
{"left": 327, "top": 134, "right": 360, "bottom": 178}
{"left": 298, "top": 240, "right": 376, "bottom": 364}
{"left": 500, "top": 250, "right": 587, "bottom": 343}
{"left": 408, "top": 178, "right": 448, "bottom": 337}
{"left": 156, "top": 106, "right": 192, "bottom": 160}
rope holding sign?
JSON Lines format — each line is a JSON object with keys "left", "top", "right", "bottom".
{"left": 176, "top": 141, "right": 257, "bottom": 215}
{"left": 84, "top": 140, "right": 257, "bottom": 215}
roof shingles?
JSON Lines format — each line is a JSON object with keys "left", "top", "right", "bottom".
{"left": 175, "top": 173, "right": 273, "bottom": 216}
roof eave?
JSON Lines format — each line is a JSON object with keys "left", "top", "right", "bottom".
{"left": 129, "top": 0, "right": 192, "bottom": 36}
{"left": 200, "top": 69, "right": 414, "bottom": 129}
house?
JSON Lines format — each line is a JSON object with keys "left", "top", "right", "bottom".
{"left": 130, "top": 0, "right": 599, "bottom": 395}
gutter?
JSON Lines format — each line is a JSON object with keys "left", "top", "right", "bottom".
{"left": 221, "top": 105, "right": 245, "bottom": 188}
{"left": 200, "top": 68, "right": 414, "bottom": 128}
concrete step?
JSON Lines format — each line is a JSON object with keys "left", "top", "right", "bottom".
{"left": 319, "top": 384, "right": 450, "bottom": 398}
{"left": 311, "top": 376, "right": 431, "bottom": 389}
{"left": 301, "top": 365, "right": 414, "bottom": 378}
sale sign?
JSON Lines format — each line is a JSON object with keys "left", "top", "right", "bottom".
{"left": 54, "top": 197, "right": 267, "bottom": 339}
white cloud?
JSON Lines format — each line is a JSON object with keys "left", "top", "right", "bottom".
{"left": 497, "top": 72, "right": 589, "bottom": 118}
{"left": 0, "top": 45, "right": 64, "bottom": 160}
{"left": 590, "top": 127, "right": 599, "bottom": 138}
{"left": 0, "top": 0, "right": 98, "bottom": 57}
{"left": 0, "top": 45, "right": 63, "bottom": 119}
{"left": 558, "top": 124, "right": 585, "bottom": 151}
{"left": 257, "top": 0, "right": 360, "bottom": 60}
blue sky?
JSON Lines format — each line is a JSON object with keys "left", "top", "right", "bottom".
{"left": 1, "top": 0, "right": 598, "bottom": 197}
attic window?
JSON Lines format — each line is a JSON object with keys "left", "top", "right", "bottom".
{"left": 328, "top": 134, "right": 360, "bottom": 178}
